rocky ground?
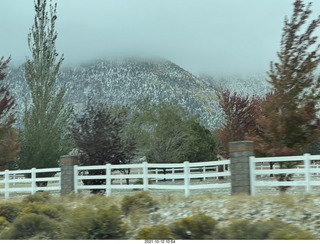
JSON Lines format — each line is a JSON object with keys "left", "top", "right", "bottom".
{"left": 119, "top": 189, "right": 320, "bottom": 239}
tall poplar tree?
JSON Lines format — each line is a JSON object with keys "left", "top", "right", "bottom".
{"left": 18, "top": 0, "right": 72, "bottom": 181}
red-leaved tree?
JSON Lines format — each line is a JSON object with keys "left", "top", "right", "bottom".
{"left": 69, "top": 103, "right": 136, "bottom": 194}
{"left": 250, "top": 0, "right": 320, "bottom": 157}
{"left": 248, "top": 0, "right": 320, "bottom": 191}
{"left": 0, "top": 56, "right": 20, "bottom": 170}
{"left": 215, "top": 89, "right": 262, "bottom": 158}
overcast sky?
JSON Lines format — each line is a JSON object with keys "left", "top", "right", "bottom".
{"left": 1, "top": 0, "right": 320, "bottom": 77}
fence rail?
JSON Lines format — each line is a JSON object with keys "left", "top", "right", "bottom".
{"left": 0, "top": 168, "right": 61, "bottom": 199}
{"left": 74, "top": 161, "right": 231, "bottom": 197}
{"left": 250, "top": 153, "right": 320, "bottom": 195}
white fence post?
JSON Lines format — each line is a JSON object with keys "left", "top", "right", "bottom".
{"left": 106, "top": 164, "right": 112, "bottom": 197}
{"left": 304, "top": 153, "right": 311, "bottom": 193}
{"left": 172, "top": 168, "right": 175, "bottom": 182}
{"left": 4, "top": 170, "right": 9, "bottom": 199}
{"left": 74, "top": 165, "right": 78, "bottom": 194}
{"left": 31, "top": 168, "right": 36, "bottom": 194}
{"left": 155, "top": 169, "right": 158, "bottom": 183}
{"left": 143, "top": 162, "right": 149, "bottom": 191}
{"left": 249, "top": 156, "right": 256, "bottom": 196}
{"left": 184, "top": 161, "right": 190, "bottom": 197}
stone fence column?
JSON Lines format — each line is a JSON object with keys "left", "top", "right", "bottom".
{"left": 229, "top": 141, "right": 254, "bottom": 195}
{"left": 60, "top": 155, "right": 78, "bottom": 195}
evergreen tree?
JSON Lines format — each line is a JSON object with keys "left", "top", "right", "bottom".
{"left": 18, "top": 0, "right": 73, "bottom": 183}
{"left": 186, "top": 120, "right": 217, "bottom": 162}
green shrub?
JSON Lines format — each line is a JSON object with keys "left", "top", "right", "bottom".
{"left": 22, "top": 191, "right": 51, "bottom": 203}
{"left": 121, "top": 191, "right": 157, "bottom": 215}
{"left": 219, "top": 219, "right": 315, "bottom": 240}
{"left": 0, "top": 213, "right": 60, "bottom": 240}
{"left": 219, "top": 219, "right": 255, "bottom": 240}
{"left": 136, "top": 224, "right": 174, "bottom": 240}
{"left": 0, "top": 202, "right": 23, "bottom": 223}
{"left": 170, "top": 212, "right": 218, "bottom": 239}
{"left": 61, "top": 205, "right": 127, "bottom": 239}
{"left": 19, "top": 202, "right": 64, "bottom": 220}
{"left": 0, "top": 217, "right": 9, "bottom": 231}
{"left": 84, "top": 194, "right": 112, "bottom": 208}
{"left": 267, "top": 221, "right": 315, "bottom": 240}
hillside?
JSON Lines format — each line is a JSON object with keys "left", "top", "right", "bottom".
{"left": 4, "top": 58, "right": 224, "bottom": 130}
{"left": 199, "top": 74, "right": 271, "bottom": 97}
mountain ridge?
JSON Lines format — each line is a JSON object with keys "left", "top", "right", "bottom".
{"left": 3, "top": 58, "right": 223, "bottom": 130}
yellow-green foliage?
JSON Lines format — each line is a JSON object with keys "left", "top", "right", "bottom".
{"left": 22, "top": 191, "right": 51, "bottom": 203}
{"left": 0, "top": 202, "right": 23, "bottom": 223}
{"left": 136, "top": 216, "right": 315, "bottom": 240}
{"left": 121, "top": 191, "right": 158, "bottom": 215}
{"left": 0, "top": 217, "right": 9, "bottom": 231}
{"left": 219, "top": 219, "right": 315, "bottom": 240}
{"left": 0, "top": 213, "right": 60, "bottom": 240}
{"left": 19, "top": 202, "right": 64, "bottom": 220}
{"left": 61, "top": 205, "right": 127, "bottom": 240}
{"left": 267, "top": 223, "right": 316, "bottom": 240}
{"left": 84, "top": 194, "right": 112, "bottom": 208}
{"left": 170, "top": 212, "right": 218, "bottom": 239}
{"left": 135, "top": 224, "right": 174, "bottom": 240}
{"left": 219, "top": 219, "right": 255, "bottom": 239}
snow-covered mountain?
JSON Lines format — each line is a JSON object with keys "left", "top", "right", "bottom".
{"left": 199, "top": 74, "right": 271, "bottom": 97}
{"left": 4, "top": 58, "right": 226, "bottom": 130}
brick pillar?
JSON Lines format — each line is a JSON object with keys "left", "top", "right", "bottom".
{"left": 229, "top": 141, "right": 254, "bottom": 195}
{"left": 60, "top": 155, "right": 78, "bottom": 195}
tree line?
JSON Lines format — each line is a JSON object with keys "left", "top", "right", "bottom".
{"left": 1, "top": 0, "right": 320, "bottom": 192}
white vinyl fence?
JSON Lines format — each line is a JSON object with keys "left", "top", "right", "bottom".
{"left": 74, "top": 160, "right": 231, "bottom": 197}
{"left": 250, "top": 153, "right": 320, "bottom": 195}
{"left": 3, "top": 153, "right": 320, "bottom": 199}
{"left": 0, "top": 168, "right": 61, "bottom": 199}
